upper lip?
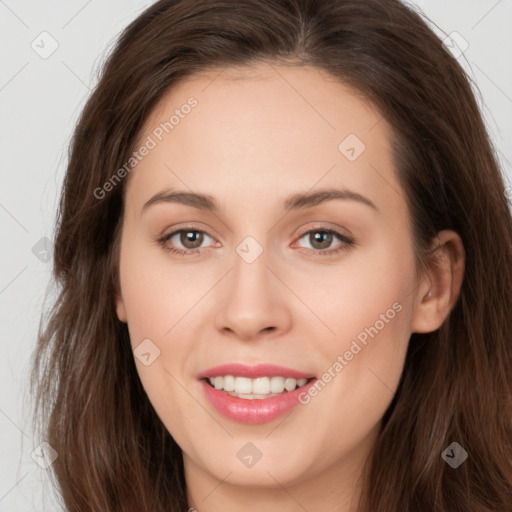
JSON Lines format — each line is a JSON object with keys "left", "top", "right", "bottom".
{"left": 197, "top": 363, "right": 316, "bottom": 380}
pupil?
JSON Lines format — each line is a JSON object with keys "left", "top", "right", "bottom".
{"left": 312, "top": 231, "right": 331, "bottom": 249}
{"left": 182, "top": 230, "right": 202, "bottom": 248}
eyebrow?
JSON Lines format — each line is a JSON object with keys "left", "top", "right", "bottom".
{"left": 142, "top": 187, "right": 379, "bottom": 213}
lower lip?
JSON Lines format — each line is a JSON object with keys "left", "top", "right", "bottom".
{"left": 200, "top": 379, "right": 317, "bottom": 425}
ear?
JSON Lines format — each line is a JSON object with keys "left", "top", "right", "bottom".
{"left": 411, "top": 230, "right": 465, "bottom": 333}
{"left": 115, "top": 284, "right": 127, "bottom": 323}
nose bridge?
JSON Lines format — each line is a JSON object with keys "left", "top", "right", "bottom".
{"left": 230, "top": 233, "right": 272, "bottom": 300}
{"left": 214, "top": 232, "right": 291, "bottom": 338}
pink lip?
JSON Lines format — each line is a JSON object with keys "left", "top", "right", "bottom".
{"left": 197, "top": 363, "right": 315, "bottom": 380}
{"left": 199, "top": 378, "right": 317, "bottom": 424}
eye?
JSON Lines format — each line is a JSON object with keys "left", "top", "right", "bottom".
{"left": 157, "top": 228, "right": 216, "bottom": 256}
{"left": 293, "top": 227, "right": 355, "bottom": 256}
{"left": 157, "top": 225, "right": 355, "bottom": 257}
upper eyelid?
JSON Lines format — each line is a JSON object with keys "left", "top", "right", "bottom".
{"left": 295, "top": 223, "right": 352, "bottom": 239}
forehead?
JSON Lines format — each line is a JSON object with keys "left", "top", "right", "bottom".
{"left": 126, "top": 62, "right": 402, "bottom": 216}
{"left": 138, "top": 62, "right": 386, "bottom": 149}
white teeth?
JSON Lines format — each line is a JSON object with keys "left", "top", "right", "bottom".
{"left": 253, "top": 377, "right": 270, "bottom": 394}
{"left": 213, "top": 376, "right": 223, "bottom": 390}
{"left": 285, "top": 378, "right": 298, "bottom": 391}
{"left": 235, "top": 376, "right": 252, "bottom": 394}
{"left": 269, "top": 377, "right": 284, "bottom": 393}
{"left": 223, "top": 375, "right": 235, "bottom": 391}
{"left": 207, "top": 375, "right": 309, "bottom": 396}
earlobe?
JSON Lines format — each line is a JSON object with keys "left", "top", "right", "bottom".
{"left": 115, "top": 293, "right": 127, "bottom": 323}
{"left": 411, "top": 230, "right": 465, "bottom": 334}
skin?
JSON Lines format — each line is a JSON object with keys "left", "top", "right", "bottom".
{"left": 115, "top": 62, "right": 465, "bottom": 512}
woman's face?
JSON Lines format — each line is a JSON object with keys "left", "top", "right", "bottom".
{"left": 115, "top": 63, "right": 425, "bottom": 499}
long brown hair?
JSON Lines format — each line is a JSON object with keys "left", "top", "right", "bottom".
{"left": 31, "top": 0, "right": 512, "bottom": 510}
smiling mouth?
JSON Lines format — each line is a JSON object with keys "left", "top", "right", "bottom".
{"left": 202, "top": 376, "right": 315, "bottom": 400}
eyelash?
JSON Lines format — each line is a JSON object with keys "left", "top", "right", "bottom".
{"left": 157, "top": 226, "right": 355, "bottom": 257}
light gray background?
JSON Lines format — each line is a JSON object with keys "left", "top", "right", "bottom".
{"left": 1, "top": 1, "right": 511, "bottom": 510}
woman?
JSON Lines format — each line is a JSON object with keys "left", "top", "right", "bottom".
{"left": 31, "top": 0, "right": 512, "bottom": 510}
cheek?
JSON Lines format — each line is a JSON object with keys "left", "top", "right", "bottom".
{"left": 340, "top": 243, "right": 414, "bottom": 366}
{"left": 292, "top": 272, "right": 413, "bottom": 468}
{"left": 117, "top": 233, "right": 207, "bottom": 346}
{"left": 288, "top": 234, "right": 416, "bottom": 347}
{"left": 297, "top": 237, "right": 415, "bottom": 415}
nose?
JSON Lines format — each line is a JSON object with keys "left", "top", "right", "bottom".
{"left": 214, "top": 242, "right": 292, "bottom": 341}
